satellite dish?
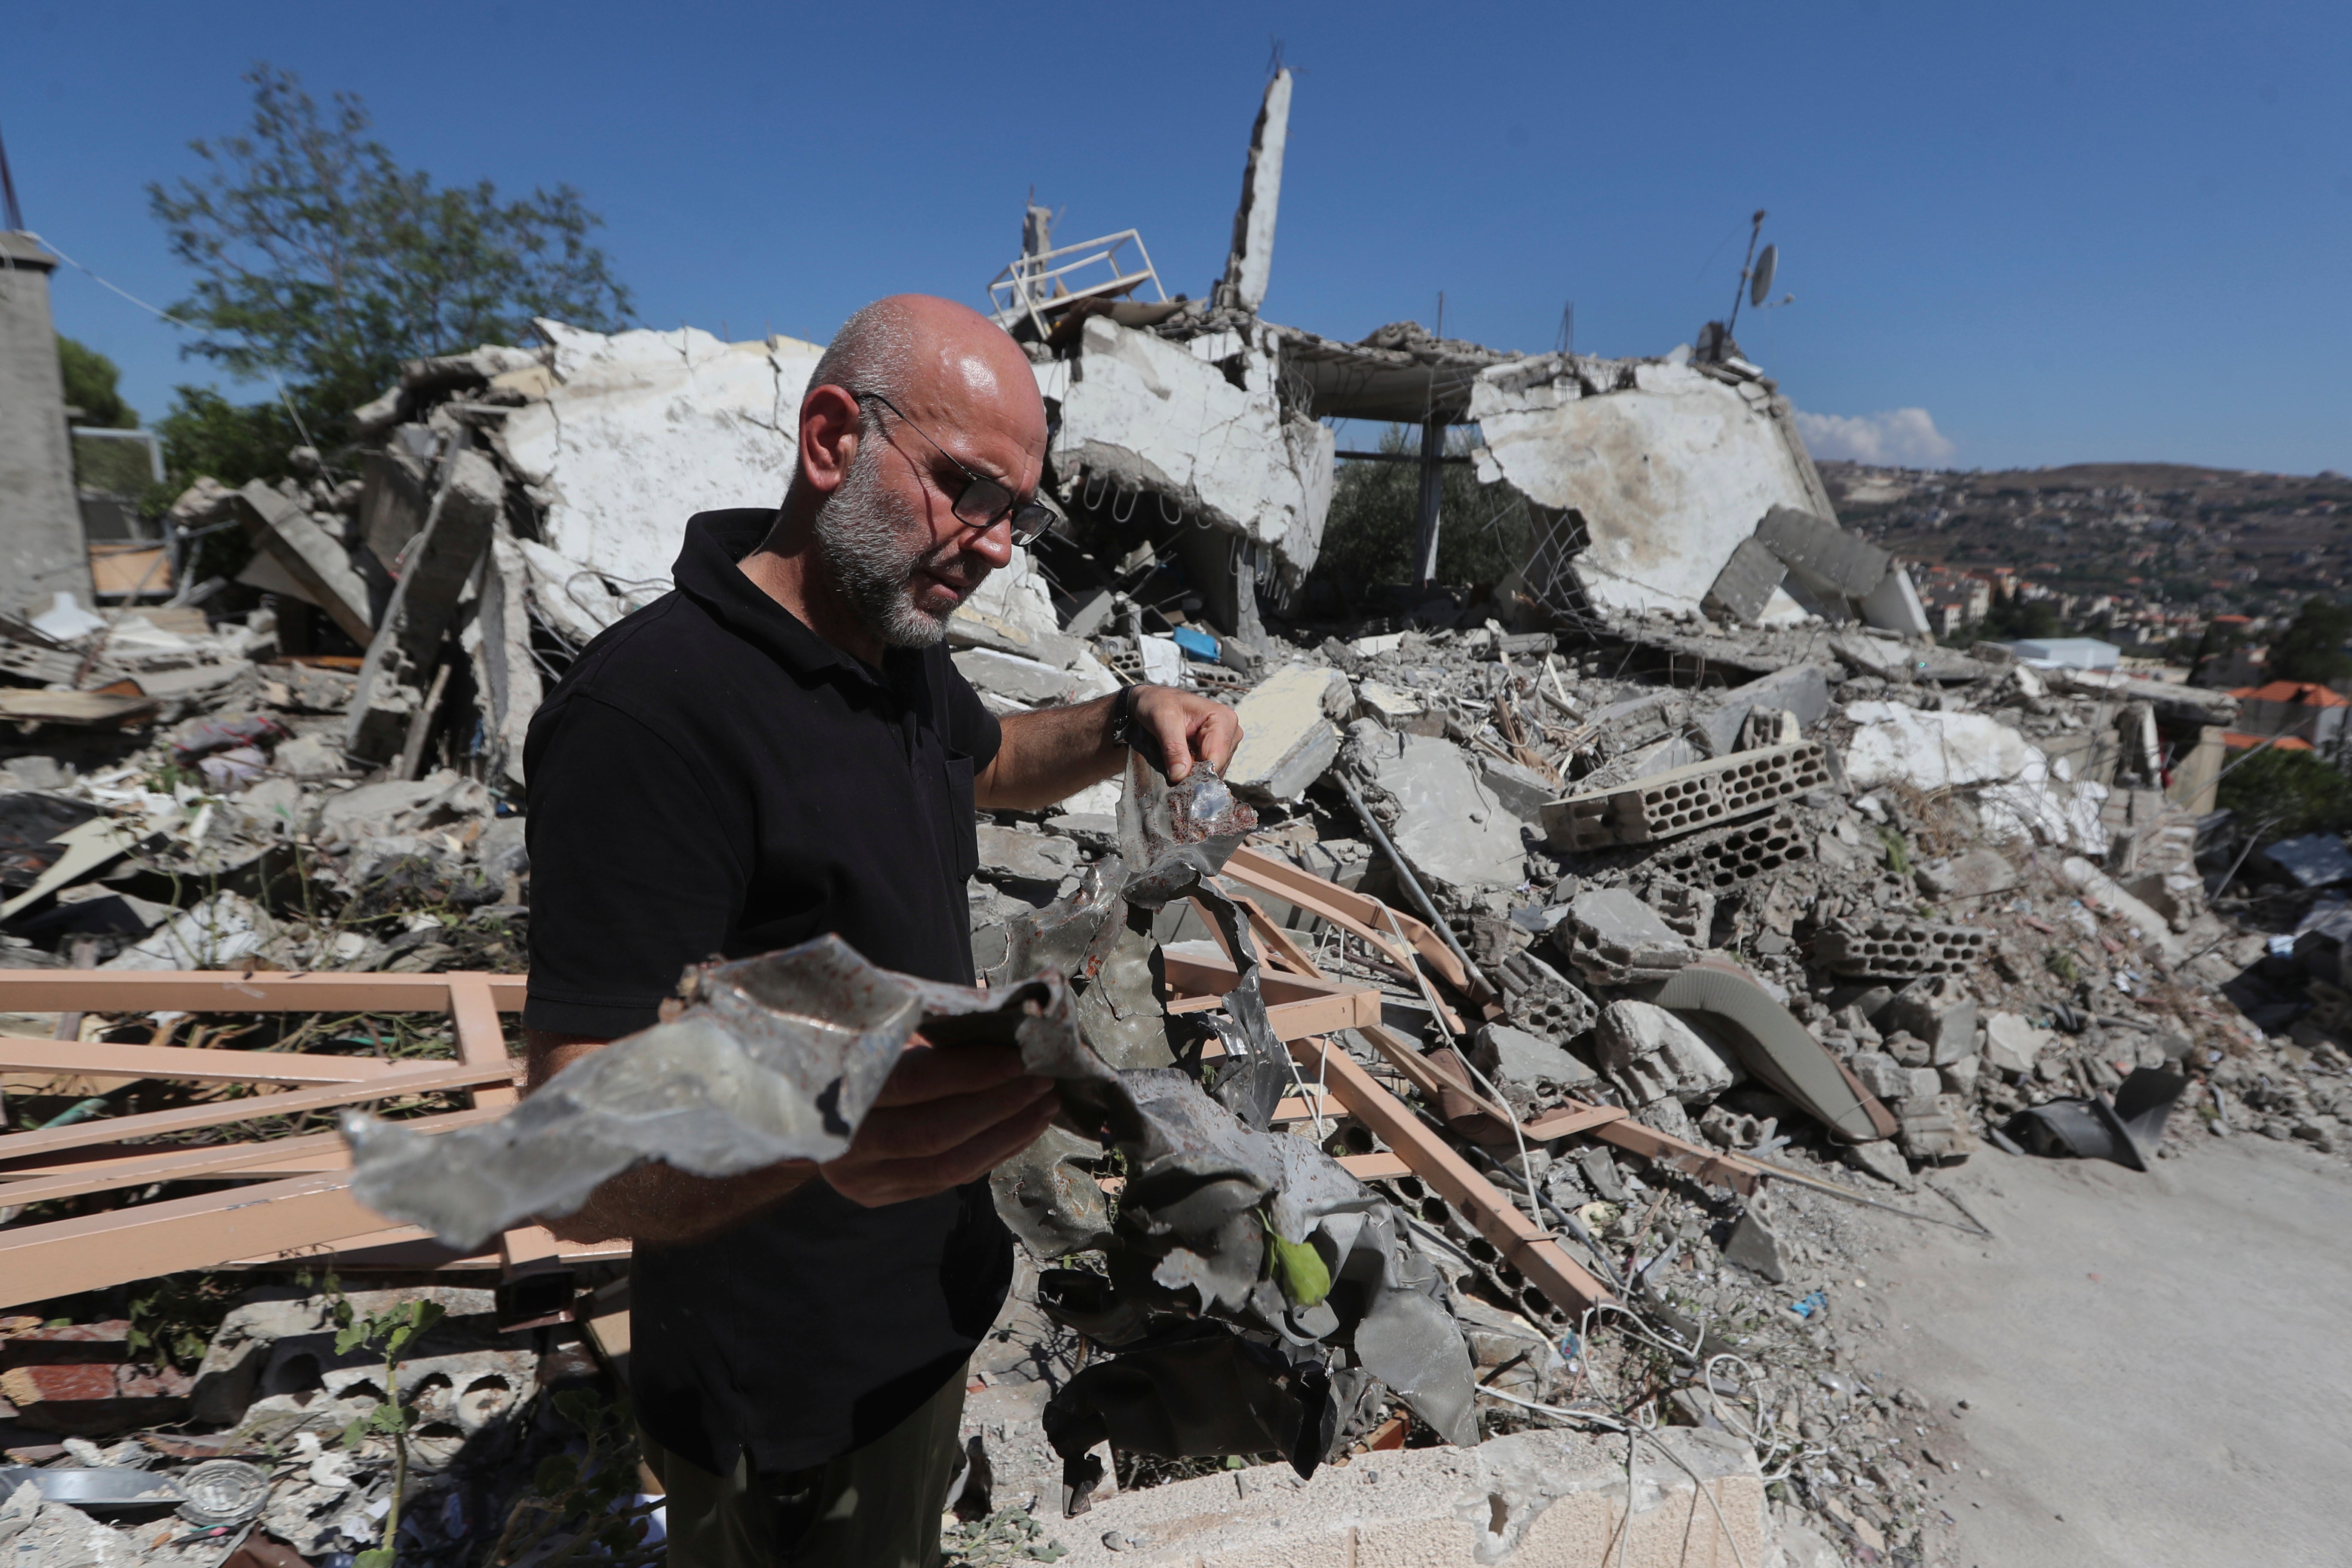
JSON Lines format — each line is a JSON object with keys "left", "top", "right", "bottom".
{"left": 1750, "top": 244, "right": 1778, "bottom": 308}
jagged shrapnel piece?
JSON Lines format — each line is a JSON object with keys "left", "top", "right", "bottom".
{"left": 1539, "top": 742, "right": 1832, "bottom": 851}
{"left": 1650, "top": 811, "right": 1815, "bottom": 890}
{"left": 1814, "top": 916, "right": 1993, "bottom": 978}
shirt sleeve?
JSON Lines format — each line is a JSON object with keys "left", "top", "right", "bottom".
{"left": 523, "top": 693, "right": 747, "bottom": 1038}
{"left": 941, "top": 651, "right": 1004, "bottom": 772}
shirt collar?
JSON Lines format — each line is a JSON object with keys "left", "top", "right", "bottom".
{"left": 671, "top": 509, "right": 916, "bottom": 692}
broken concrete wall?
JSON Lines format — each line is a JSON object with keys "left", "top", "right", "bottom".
{"left": 0, "top": 234, "right": 97, "bottom": 619}
{"left": 345, "top": 448, "right": 503, "bottom": 762}
{"left": 499, "top": 321, "right": 827, "bottom": 590}
{"left": 1040, "top": 315, "right": 1334, "bottom": 586}
{"left": 1213, "top": 68, "right": 1292, "bottom": 315}
{"left": 1470, "top": 352, "right": 1832, "bottom": 621}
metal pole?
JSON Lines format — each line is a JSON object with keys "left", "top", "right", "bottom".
{"left": 1409, "top": 415, "right": 1446, "bottom": 593}
{"left": 1335, "top": 772, "right": 1495, "bottom": 998}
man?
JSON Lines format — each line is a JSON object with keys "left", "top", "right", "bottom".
{"left": 521, "top": 294, "right": 1239, "bottom": 1566}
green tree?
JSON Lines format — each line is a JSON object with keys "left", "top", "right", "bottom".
{"left": 2217, "top": 745, "right": 2352, "bottom": 840}
{"left": 1306, "top": 424, "right": 1527, "bottom": 603}
{"left": 148, "top": 61, "right": 633, "bottom": 426}
{"left": 2263, "top": 597, "right": 2352, "bottom": 685}
{"left": 56, "top": 336, "right": 138, "bottom": 427}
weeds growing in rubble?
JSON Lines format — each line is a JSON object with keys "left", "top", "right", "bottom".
{"left": 125, "top": 1271, "right": 237, "bottom": 1371}
{"left": 300, "top": 1269, "right": 446, "bottom": 1568}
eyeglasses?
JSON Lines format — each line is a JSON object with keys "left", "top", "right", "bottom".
{"left": 844, "top": 388, "right": 1062, "bottom": 546}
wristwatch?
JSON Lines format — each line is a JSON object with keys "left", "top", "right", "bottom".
{"left": 1110, "top": 683, "right": 1153, "bottom": 758}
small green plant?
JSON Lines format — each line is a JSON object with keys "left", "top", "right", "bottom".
{"left": 941, "top": 1507, "right": 1068, "bottom": 1567}
{"left": 2045, "top": 948, "right": 2079, "bottom": 983}
{"left": 1877, "top": 827, "right": 1911, "bottom": 878}
{"left": 126, "top": 1273, "right": 235, "bottom": 1372}
{"left": 300, "top": 1271, "right": 444, "bottom": 1568}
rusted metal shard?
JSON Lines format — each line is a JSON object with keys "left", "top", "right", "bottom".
{"left": 345, "top": 940, "right": 1104, "bottom": 1250}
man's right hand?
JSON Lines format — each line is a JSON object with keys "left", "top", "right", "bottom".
{"left": 819, "top": 1041, "right": 1060, "bottom": 1208}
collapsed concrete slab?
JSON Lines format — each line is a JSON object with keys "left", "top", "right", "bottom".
{"left": 1344, "top": 718, "right": 1528, "bottom": 894}
{"left": 1468, "top": 352, "right": 1834, "bottom": 621}
{"left": 1225, "top": 664, "right": 1348, "bottom": 801}
{"left": 346, "top": 448, "right": 503, "bottom": 762}
{"left": 499, "top": 321, "right": 826, "bottom": 590}
{"left": 230, "top": 482, "right": 373, "bottom": 645}
{"left": 1040, "top": 315, "right": 1335, "bottom": 591}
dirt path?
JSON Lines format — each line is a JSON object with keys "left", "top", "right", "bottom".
{"left": 1845, "top": 1134, "right": 2352, "bottom": 1568}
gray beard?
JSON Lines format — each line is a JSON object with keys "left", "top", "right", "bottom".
{"left": 813, "top": 446, "right": 963, "bottom": 649}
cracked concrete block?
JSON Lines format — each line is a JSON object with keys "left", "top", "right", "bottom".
{"left": 1703, "top": 536, "right": 1788, "bottom": 623}
{"left": 1981, "top": 1012, "right": 2052, "bottom": 1078}
{"left": 348, "top": 448, "right": 503, "bottom": 761}
{"left": 1841, "top": 701, "right": 2038, "bottom": 791}
{"left": 467, "top": 529, "right": 542, "bottom": 788}
{"left": 232, "top": 481, "right": 372, "bottom": 645}
{"left": 1595, "top": 1000, "right": 1736, "bottom": 1106}
{"left": 1225, "top": 665, "right": 1347, "bottom": 802}
{"left": 1880, "top": 976, "right": 1979, "bottom": 1067}
{"left": 1355, "top": 678, "right": 1433, "bottom": 733}
{"left": 1694, "top": 663, "right": 1831, "bottom": 754}
{"left": 1753, "top": 504, "right": 1891, "bottom": 599}
{"left": 1916, "top": 845, "right": 2019, "bottom": 900}
{"left": 1848, "top": 1051, "right": 1912, "bottom": 1103}
{"left": 955, "top": 647, "right": 1088, "bottom": 707}
{"left": 1471, "top": 1022, "right": 1595, "bottom": 1091}
{"left": 2059, "top": 855, "right": 2184, "bottom": 959}
{"left": 1345, "top": 719, "right": 1527, "bottom": 894}
{"left": 1042, "top": 1424, "right": 1765, "bottom": 1568}
{"left": 1861, "top": 561, "right": 1932, "bottom": 636}
{"left": 977, "top": 825, "right": 1081, "bottom": 897}
{"left": 1843, "top": 1138, "right": 1915, "bottom": 1188}
{"left": 1720, "top": 1209, "right": 1787, "bottom": 1283}
{"left": 1476, "top": 754, "right": 1561, "bottom": 825}
{"left": 1555, "top": 887, "right": 1695, "bottom": 985}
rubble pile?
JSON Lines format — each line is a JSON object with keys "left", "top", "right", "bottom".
{"left": 0, "top": 1286, "right": 652, "bottom": 1568}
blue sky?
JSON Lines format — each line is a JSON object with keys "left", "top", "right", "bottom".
{"left": 6, "top": 0, "right": 2347, "bottom": 475}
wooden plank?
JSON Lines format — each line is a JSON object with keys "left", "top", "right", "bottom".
{"left": 1522, "top": 1104, "right": 1629, "bottom": 1140}
{"left": 1160, "top": 952, "right": 1371, "bottom": 1010}
{"left": 1336, "top": 1151, "right": 1413, "bottom": 1180}
{"left": 0, "top": 1173, "right": 404, "bottom": 1308}
{"left": 1290, "top": 1035, "right": 1611, "bottom": 1314}
{"left": 1227, "top": 889, "right": 1328, "bottom": 980}
{"left": 1165, "top": 989, "right": 1380, "bottom": 1040}
{"left": 0, "top": 1036, "right": 409, "bottom": 1086}
{"left": 0, "top": 1108, "right": 504, "bottom": 1206}
{"left": 0, "top": 971, "right": 528, "bottom": 1013}
{"left": 1225, "top": 845, "right": 1486, "bottom": 998}
{"left": 447, "top": 974, "right": 518, "bottom": 1111}
{"left": 0, "top": 1058, "right": 515, "bottom": 1164}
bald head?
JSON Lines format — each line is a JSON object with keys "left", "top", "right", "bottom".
{"left": 757, "top": 295, "right": 1050, "bottom": 658}
{"left": 807, "top": 294, "right": 1043, "bottom": 438}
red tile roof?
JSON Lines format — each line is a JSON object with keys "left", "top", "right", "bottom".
{"left": 2229, "top": 681, "right": 2351, "bottom": 707}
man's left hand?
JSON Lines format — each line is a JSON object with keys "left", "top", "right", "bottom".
{"left": 1134, "top": 684, "right": 1241, "bottom": 782}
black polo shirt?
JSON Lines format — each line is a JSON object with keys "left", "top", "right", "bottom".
{"left": 522, "top": 508, "right": 1014, "bottom": 1477}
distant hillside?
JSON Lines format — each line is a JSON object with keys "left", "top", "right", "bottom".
{"left": 1815, "top": 460, "right": 2352, "bottom": 616}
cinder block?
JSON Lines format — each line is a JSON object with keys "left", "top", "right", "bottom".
{"left": 1540, "top": 743, "right": 1832, "bottom": 852}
